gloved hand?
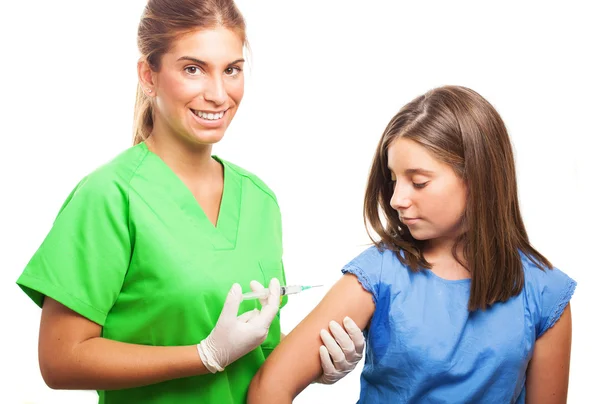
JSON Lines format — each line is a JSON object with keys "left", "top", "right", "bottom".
{"left": 197, "top": 278, "right": 281, "bottom": 373}
{"left": 250, "top": 279, "right": 285, "bottom": 307}
{"left": 315, "top": 316, "right": 365, "bottom": 384}
{"left": 250, "top": 280, "right": 270, "bottom": 306}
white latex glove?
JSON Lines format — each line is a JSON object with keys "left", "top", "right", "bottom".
{"left": 316, "top": 316, "right": 365, "bottom": 384}
{"left": 250, "top": 280, "right": 270, "bottom": 307}
{"left": 197, "top": 278, "right": 281, "bottom": 373}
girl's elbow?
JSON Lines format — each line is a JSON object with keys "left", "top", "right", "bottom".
{"left": 248, "top": 369, "right": 265, "bottom": 404}
{"left": 248, "top": 368, "right": 293, "bottom": 404}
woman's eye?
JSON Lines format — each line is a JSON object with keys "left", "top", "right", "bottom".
{"left": 185, "top": 66, "right": 201, "bottom": 75}
{"left": 225, "top": 66, "right": 241, "bottom": 76}
{"left": 413, "top": 182, "right": 428, "bottom": 189}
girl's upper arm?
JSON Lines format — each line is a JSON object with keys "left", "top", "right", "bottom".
{"left": 248, "top": 273, "right": 376, "bottom": 404}
{"left": 525, "top": 303, "right": 572, "bottom": 404}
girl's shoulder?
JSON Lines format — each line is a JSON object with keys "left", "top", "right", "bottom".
{"left": 341, "top": 245, "right": 411, "bottom": 303}
{"left": 520, "top": 253, "right": 576, "bottom": 338}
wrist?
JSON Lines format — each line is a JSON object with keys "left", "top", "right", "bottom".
{"left": 197, "top": 337, "right": 225, "bottom": 373}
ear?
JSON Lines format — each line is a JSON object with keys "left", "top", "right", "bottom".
{"left": 137, "top": 58, "right": 156, "bottom": 96}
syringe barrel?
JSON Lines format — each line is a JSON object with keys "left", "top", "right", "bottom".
{"left": 241, "top": 285, "right": 304, "bottom": 300}
{"left": 281, "top": 285, "right": 302, "bottom": 295}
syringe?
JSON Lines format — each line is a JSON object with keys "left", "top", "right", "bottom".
{"left": 242, "top": 284, "right": 323, "bottom": 300}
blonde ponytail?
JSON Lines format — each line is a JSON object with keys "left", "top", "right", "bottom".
{"left": 133, "top": 82, "right": 153, "bottom": 145}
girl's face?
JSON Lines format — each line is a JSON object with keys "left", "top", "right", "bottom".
{"left": 388, "top": 137, "right": 467, "bottom": 243}
{"left": 144, "top": 27, "right": 245, "bottom": 146}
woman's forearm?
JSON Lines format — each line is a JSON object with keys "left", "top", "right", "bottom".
{"left": 42, "top": 337, "right": 209, "bottom": 390}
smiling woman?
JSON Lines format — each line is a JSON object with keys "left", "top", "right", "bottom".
{"left": 133, "top": 0, "right": 248, "bottom": 147}
{"left": 137, "top": 26, "right": 245, "bottom": 148}
{"left": 14, "top": 0, "right": 361, "bottom": 403}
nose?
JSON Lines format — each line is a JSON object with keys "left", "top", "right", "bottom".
{"left": 204, "top": 75, "right": 227, "bottom": 106}
{"left": 390, "top": 183, "right": 412, "bottom": 211}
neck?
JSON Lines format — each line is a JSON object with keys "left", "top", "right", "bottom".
{"left": 423, "top": 237, "right": 470, "bottom": 279}
{"left": 146, "top": 124, "right": 217, "bottom": 181}
{"left": 423, "top": 236, "right": 466, "bottom": 265}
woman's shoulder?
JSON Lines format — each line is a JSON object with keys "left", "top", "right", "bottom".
{"left": 56, "top": 144, "right": 149, "bottom": 215}
{"left": 89, "top": 143, "right": 148, "bottom": 183}
{"left": 217, "top": 157, "right": 279, "bottom": 206}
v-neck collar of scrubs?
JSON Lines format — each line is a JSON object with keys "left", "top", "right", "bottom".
{"left": 139, "top": 142, "right": 241, "bottom": 251}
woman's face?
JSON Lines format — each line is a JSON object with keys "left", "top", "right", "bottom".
{"left": 146, "top": 27, "right": 245, "bottom": 146}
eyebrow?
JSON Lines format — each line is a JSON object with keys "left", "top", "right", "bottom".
{"left": 387, "top": 167, "right": 434, "bottom": 175}
{"left": 405, "top": 168, "right": 434, "bottom": 175}
{"left": 176, "top": 56, "right": 245, "bottom": 65}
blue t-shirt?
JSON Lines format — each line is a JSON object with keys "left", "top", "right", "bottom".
{"left": 342, "top": 246, "right": 576, "bottom": 404}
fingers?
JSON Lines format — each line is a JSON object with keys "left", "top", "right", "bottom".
{"left": 320, "top": 318, "right": 365, "bottom": 369}
{"left": 249, "top": 280, "right": 264, "bottom": 292}
{"left": 320, "top": 328, "right": 347, "bottom": 367}
{"left": 255, "top": 278, "right": 281, "bottom": 326}
{"left": 237, "top": 308, "right": 260, "bottom": 323}
{"left": 250, "top": 280, "right": 268, "bottom": 306}
{"left": 266, "top": 277, "right": 281, "bottom": 308}
{"left": 343, "top": 316, "right": 365, "bottom": 354}
{"left": 329, "top": 320, "right": 355, "bottom": 354}
{"left": 220, "top": 283, "right": 242, "bottom": 319}
{"left": 268, "top": 277, "right": 281, "bottom": 298}
{"left": 319, "top": 345, "right": 337, "bottom": 375}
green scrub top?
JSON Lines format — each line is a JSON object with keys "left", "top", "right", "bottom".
{"left": 17, "top": 142, "right": 288, "bottom": 403}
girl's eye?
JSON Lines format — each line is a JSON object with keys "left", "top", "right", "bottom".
{"left": 413, "top": 182, "right": 428, "bottom": 189}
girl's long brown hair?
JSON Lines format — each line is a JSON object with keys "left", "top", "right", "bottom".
{"left": 364, "top": 85, "right": 552, "bottom": 311}
{"left": 133, "top": 0, "right": 247, "bottom": 145}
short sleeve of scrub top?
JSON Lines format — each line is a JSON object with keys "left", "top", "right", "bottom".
{"left": 17, "top": 168, "right": 131, "bottom": 325}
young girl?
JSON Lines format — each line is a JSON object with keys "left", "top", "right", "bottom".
{"left": 248, "top": 85, "right": 576, "bottom": 403}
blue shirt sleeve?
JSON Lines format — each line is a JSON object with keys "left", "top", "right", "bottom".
{"left": 341, "top": 245, "right": 386, "bottom": 303}
{"left": 523, "top": 259, "right": 577, "bottom": 338}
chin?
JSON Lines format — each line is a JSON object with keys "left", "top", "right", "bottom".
{"left": 407, "top": 230, "right": 436, "bottom": 241}
{"left": 189, "top": 129, "right": 227, "bottom": 145}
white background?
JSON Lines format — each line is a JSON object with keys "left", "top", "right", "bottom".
{"left": 1, "top": 1, "right": 598, "bottom": 403}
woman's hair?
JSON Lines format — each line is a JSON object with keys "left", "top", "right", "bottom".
{"left": 133, "top": 0, "right": 247, "bottom": 145}
{"left": 364, "top": 85, "right": 552, "bottom": 311}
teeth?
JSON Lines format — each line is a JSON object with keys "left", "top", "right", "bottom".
{"left": 194, "top": 110, "right": 224, "bottom": 120}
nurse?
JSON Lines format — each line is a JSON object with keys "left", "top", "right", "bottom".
{"left": 16, "top": 0, "right": 362, "bottom": 403}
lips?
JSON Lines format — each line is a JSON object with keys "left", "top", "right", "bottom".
{"left": 191, "top": 109, "right": 226, "bottom": 120}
